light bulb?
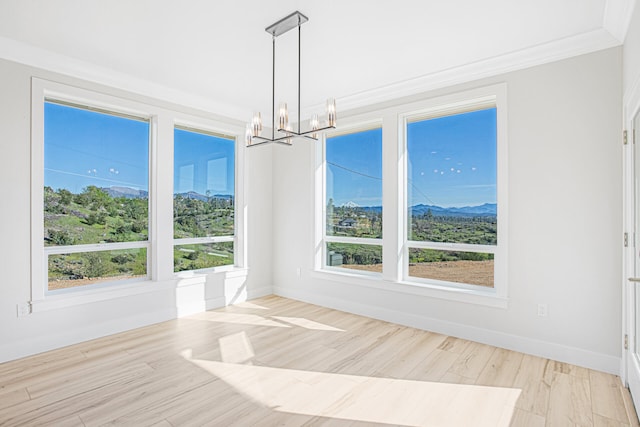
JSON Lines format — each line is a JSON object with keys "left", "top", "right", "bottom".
{"left": 278, "top": 103, "right": 288, "bottom": 130}
{"left": 326, "top": 98, "right": 336, "bottom": 127}
{"left": 252, "top": 112, "right": 262, "bottom": 137}
{"left": 245, "top": 124, "right": 253, "bottom": 146}
{"left": 310, "top": 114, "right": 319, "bottom": 139}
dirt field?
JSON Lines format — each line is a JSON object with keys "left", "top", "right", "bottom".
{"left": 49, "top": 261, "right": 494, "bottom": 290}
{"left": 340, "top": 260, "right": 494, "bottom": 287}
{"left": 48, "top": 275, "right": 145, "bottom": 291}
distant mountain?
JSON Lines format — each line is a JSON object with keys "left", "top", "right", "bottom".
{"left": 101, "top": 186, "right": 148, "bottom": 199}
{"left": 100, "top": 187, "right": 233, "bottom": 202}
{"left": 174, "top": 191, "right": 233, "bottom": 202}
{"left": 341, "top": 203, "right": 496, "bottom": 217}
{"left": 410, "top": 203, "right": 496, "bottom": 217}
{"left": 341, "top": 201, "right": 359, "bottom": 208}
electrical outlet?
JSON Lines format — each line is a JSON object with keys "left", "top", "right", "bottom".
{"left": 17, "top": 302, "right": 31, "bottom": 317}
{"left": 537, "top": 304, "right": 548, "bottom": 317}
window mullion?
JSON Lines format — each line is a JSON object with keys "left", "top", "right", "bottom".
{"left": 407, "top": 241, "right": 496, "bottom": 254}
{"left": 382, "top": 111, "right": 401, "bottom": 282}
{"left": 154, "top": 113, "right": 175, "bottom": 282}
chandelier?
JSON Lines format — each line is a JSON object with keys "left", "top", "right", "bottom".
{"left": 245, "top": 11, "right": 336, "bottom": 147}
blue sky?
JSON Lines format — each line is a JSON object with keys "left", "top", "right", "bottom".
{"left": 326, "top": 128, "right": 383, "bottom": 207}
{"left": 45, "top": 102, "right": 149, "bottom": 193}
{"left": 407, "top": 108, "right": 497, "bottom": 208}
{"left": 45, "top": 101, "right": 493, "bottom": 206}
{"left": 44, "top": 102, "right": 234, "bottom": 197}
{"left": 174, "top": 128, "right": 234, "bottom": 196}
{"left": 326, "top": 108, "right": 496, "bottom": 208}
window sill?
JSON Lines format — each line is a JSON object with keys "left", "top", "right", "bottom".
{"left": 31, "top": 279, "right": 177, "bottom": 313}
{"left": 311, "top": 269, "right": 508, "bottom": 309}
{"left": 30, "top": 267, "right": 248, "bottom": 313}
{"left": 174, "top": 266, "right": 248, "bottom": 286}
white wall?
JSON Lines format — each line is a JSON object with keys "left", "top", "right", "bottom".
{"left": 272, "top": 47, "right": 623, "bottom": 374}
{"left": 0, "top": 45, "right": 624, "bottom": 372}
{"left": 624, "top": 2, "right": 640, "bottom": 96}
{"left": 0, "top": 58, "right": 273, "bottom": 363}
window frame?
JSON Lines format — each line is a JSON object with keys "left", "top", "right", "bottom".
{"left": 402, "top": 98, "right": 504, "bottom": 294}
{"left": 30, "top": 78, "right": 246, "bottom": 311}
{"left": 319, "top": 121, "right": 384, "bottom": 276}
{"left": 313, "top": 84, "right": 508, "bottom": 308}
{"left": 172, "top": 123, "right": 238, "bottom": 274}
{"left": 33, "top": 81, "right": 155, "bottom": 300}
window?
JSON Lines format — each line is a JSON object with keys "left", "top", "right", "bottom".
{"left": 43, "top": 100, "right": 150, "bottom": 291}
{"left": 315, "top": 85, "right": 507, "bottom": 305}
{"left": 324, "top": 127, "right": 382, "bottom": 274}
{"left": 32, "top": 79, "right": 246, "bottom": 310}
{"left": 406, "top": 106, "right": 498, "bottom": 288}
{"left": 173, "top": 126, "right": 235, "bottom": 272}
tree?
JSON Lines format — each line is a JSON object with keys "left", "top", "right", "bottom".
{"left": 48, "top": 229, "right": 74, "bottom": 245}
{"left": 82, "top": 252, "right": 107, "bottom": 278}
{"left": 58, "top": 188, "right": 73, "bottom": 205}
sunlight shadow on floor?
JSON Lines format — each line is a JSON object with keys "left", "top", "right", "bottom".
{"left": 230, "top": 301, "right": 271, "bottom": 310}
{"left": 271, "top": 316, "right": 345, "bottom": 332}
{"left": 181, "top": 350, "right": 520, "bottom": 426}
{"left": 187, "top": 312, "right": 290, "bottom": 328}
{"left": 219, "top": 331, "right": 255, "bottom": 364}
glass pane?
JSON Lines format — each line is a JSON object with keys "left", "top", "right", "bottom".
{"left": 44, "top": 101, "right": 149, "bottom": 246}
{"left": 407, "top": 108, "right": 496, "bottom": 245}
{"left": 174, "top": 242, "right": 234, "bottom": 272}
{"left": 326, "top": 128, "right": 382, "bottom": 239}
{"left": 408, "top": 248, "right": 494, "bottom": 287}
{"left": 174, "top": 128, "right": 235, "bottom": 238}
{"left": 326, "top": 242, "right": 382, "bottom": 274}
{"left": 48, "top": 248, "right": 147, "bottom": 291}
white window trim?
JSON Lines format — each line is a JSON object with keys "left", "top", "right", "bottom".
{"left": 171, "top": 120, "right": 242, "bottom": 275}
{"left": 31, "top": 78, "right": 246, "bottom": 312}
{"left": 318, "top": 120, "right": 384, "bottom": 274}
{"left": 401, "top": 88, "right": 507, "bottom": 299}
{"left": 313, "top": 84, "right": 508, "bottom": 308}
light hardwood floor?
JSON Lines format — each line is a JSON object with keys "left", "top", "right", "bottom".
{"left": 1, "top": 295, "right": 638, "bottom": 426}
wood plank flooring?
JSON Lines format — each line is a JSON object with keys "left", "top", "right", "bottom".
{"left": 0, "top": 295, "right": 638, "bottom": 426}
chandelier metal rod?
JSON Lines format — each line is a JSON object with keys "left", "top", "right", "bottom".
{"left": 272, "top": 35, "right": 275, "bottom": 141}
{"left": 298, "top": 22, "right": 301, "bottom": 135}
{"left": 247, "top": 11, "right": 335, "bottom": 146}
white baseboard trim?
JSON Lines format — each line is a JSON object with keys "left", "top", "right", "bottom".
{"left": 205, "top": 296, "right": 228, "bottom": 311}
{"left": 0, "top": 307, "right": 176, "bottom": 364}
{"left": 203, "top": 286, "right": 271, "bottom": 312}
{"left": 274, "top": 285, "right": 621, "bottom": 375}
{"left": 248, "top": 285, "right": 274, "bottom": 300}
{"left": 1, "top": 283, "right": 275, "bottom": 364}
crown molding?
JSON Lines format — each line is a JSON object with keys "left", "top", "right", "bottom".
{"left": 329, "top": 28, "right": 622, "bottom": 114}
{"left": 604, "top": 0, "right": 637, "bottom": 42}
{"left": 0, "top": 23, "right": 625, "bottom": 124}
{"left": 0, "top": 36, "right": 251, "bottom": 122}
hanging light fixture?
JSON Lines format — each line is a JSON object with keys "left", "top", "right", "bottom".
{"left": 245, "top": 11, "right": 336, "bottom": 147}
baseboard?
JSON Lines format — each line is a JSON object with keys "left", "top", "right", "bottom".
{"left": 205, "top": 296, "right": 228, "bottom": 311}
{"left": 274, "top": 285, "right": 621, "bottom": 375}
{"left": 1, "top": 284, "right": 275, "bottom": 364}
{"left": 199, "top": 285, "right": 273, "bottom": 312}
{"left": 248, "top": 285, "right": 274, "bottom": 300}
{"left": 0, "top": 307, "right": 176, "bottom": 364}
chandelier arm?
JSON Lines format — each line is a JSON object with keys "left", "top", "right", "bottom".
{"left": 277, "top": 124, "right": 335, "bottom": 135}
{"left": 252, "top": 135, "right": 300, "bottom": 145}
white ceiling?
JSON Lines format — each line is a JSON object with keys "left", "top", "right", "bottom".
{"left": 0, "top": 0, "right": 635, "bottom": 123}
